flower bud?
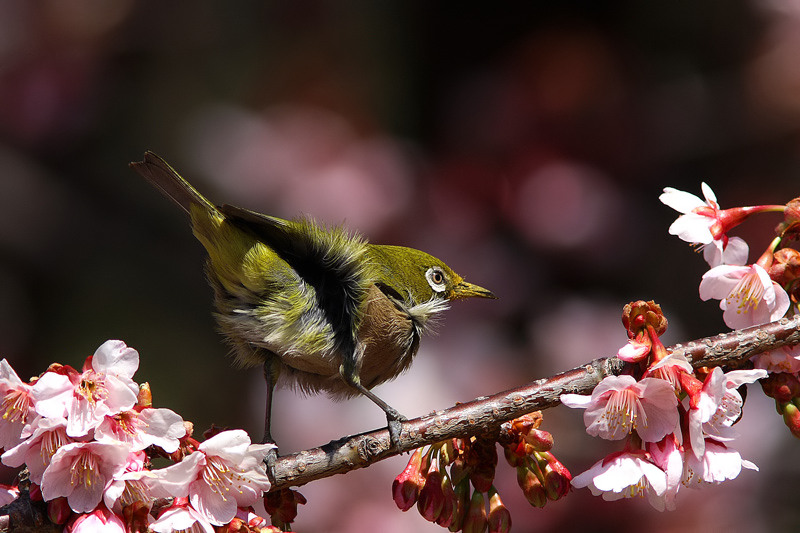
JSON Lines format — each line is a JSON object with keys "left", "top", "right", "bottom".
{"left": 122, "top": 501, "right": 151, "bottom": 533}
{"left": 264, "top": 488, "right": 306, "bottom": 526}
{"left": 487, "top": 489, "right": 511, "bottom": 533}
{"left": 517, "top": 464, "right": 547, "bottom": 508}
{"left": 462, "top": 490, "right": 487, "bottom": 533}
{"left": 393, "top": 448, "right": 425, "bottom": 511}
{"left": 468, "top": 438, "right": 497, "bottom": 493}
{"left": 448, "top": 478, "right": 470, "bottom": 532}
{"left": 622, "top": 300, "right": 667, "bottom": 338}
{"left": 137, "top": 382, "right": 152, "bottom": 408}
{"left": 417, "top": 469, "right": 445, "bottom": 523}
{"left": 540, "top": 452, "right": 572, "bottom": 500}
{"left": 761, "top": 372, "right": 800, "bottom": 403}
{"left": 47, "top": 496, "right": 72, "bottom": 525}
{"left": 783, "top": 402, "right": 800, "bottom": 439}
{"left": 435, "top": 472, "right": 456, "bottom": 528}
{"left": 524, "top": 428, "right": 553, "bottom": 452}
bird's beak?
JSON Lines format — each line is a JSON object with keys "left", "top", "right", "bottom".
{"left": 451, "top": 280, "right": 497, "bottom": 300}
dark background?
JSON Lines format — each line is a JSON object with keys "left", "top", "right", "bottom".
{"left": 2, "top": 1, "right": 800, "bottom": 531}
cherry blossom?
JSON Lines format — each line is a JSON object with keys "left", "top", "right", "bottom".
{"left": 683, "top": 439, "right": 757, "bottom": 486}
{"left": 685, "top": 367, "right": 766, "bottom": 458}
{"left": 40, "top": 441, "right": 130, "bottom": 513}
{"left": 33, "top": 341, "right": 140, "bottom": 438}
{"left": 2, "top": 416, "right": 75, "bottom": 484}
{"left": 94, "top": 407, "right": 185, "bottom": 453}
{"left": 139, "top": 429, "right": 273, "bottom": 526}
{"left": 571, "top": 449, "right": 668, "bottom": 509}
{"left": 0, "top": 359, "right": 36, "bottom": 450}
{"left": 752, "top": 344, "right": 800, "bottom": 374}
{"left": 699, "top": 263, "right": 790, "bottom": 329}
{"left": 702, "top": 236, "right": 749, "bottom": 268}
{"left": 65, "top": 505, "right": 125, "bottom": 533}
{"left": 150, "top": 498, "right": 215, "bottom": 533}
{"left": 660, "top": 183, "right": 722, "bottom": 245}
{"left": 561, "top": 375, "right": 679, "bottom": 443}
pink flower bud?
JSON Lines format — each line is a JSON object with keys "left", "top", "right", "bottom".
{"left": 524, "top": 429, "right": 553, "bottom": 452}
{"left": 448, "top": 478, "right": 470, "bottom": 532}
{"left": 462, "top": 490, "right": 487, "bottom": 533}
{"left": 392, "top": 448, "right": 425, "bottom": 511}
{"left": 540, "top": 452, "right": 572, "bottom": 500}
{"left": 435, "top": 473, "right": 456, "bottom": 528}
{"left": 783, "top": 402, "right": 800, "bottom": 439}
{"left": 467, "top": 438, "right": 497, "bottom": 493}
{"left": 417, "top": 469, "right": 445, "bottom": 523}
{"left": 47, "top": 496, "right": 72, "bottom": 525}
{"left": 487, "top": 490, "right": 511, "bottom": 533}
{"left": 762, "top": 372, "right": 800, "bottom": 403}
{"left": 517, "top": 465, "right": 547, "bottom": 508}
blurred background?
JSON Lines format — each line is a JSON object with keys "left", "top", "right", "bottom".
{"left": 2, "top": 1, "right": 800, "bottom": 531}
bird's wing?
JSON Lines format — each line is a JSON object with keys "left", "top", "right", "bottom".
{"left": 221, "top": 203, "right": 372, "bottom": 362}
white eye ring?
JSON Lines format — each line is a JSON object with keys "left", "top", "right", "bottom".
{"left": 425, "top": 267, "right": 447, "bottom": 293}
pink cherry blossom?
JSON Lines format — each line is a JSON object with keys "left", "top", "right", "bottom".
{"left": 33, "top": 340, "right": 140, "bottom": 438}
{"left": 752, "top": 344, "right": 800, "bottom": 374}
{"left": 561, "top": 375, "right": 679, "bottom": 443}
{"left": 65, "top": 505, "right": 125, "bottom": 533}
{"left": 150, "top": 498, "right": 215, "bottom": 533}
{"left": 683, "top": 439, "right": 757, "bottom": 486}
{"left": 685, "top": 367, "right": 766, "bottom": 459}
{"left": 94, "top": 407, "right": 186, "bottom": 453}
{"left": 138, "top": 430, "right": 273, "bottom": 526}
{"left": 702, "top": 236, "right": 749, "bottom": 268}
{"left": 0, "top": 359, "right": 36, "bottom": 450}
{"left": 2, "top": 416, "right": 75, "bottom": 484}
{"left": 40, "top": 441, "right": 130, "bottom": 513}
{"left": 660, "top": 182, "right": 721, "bottom": 245}
{"left": 571, "top": 449, "right": 668, "bottom": 509}
{"left": 699, "top": 263, "right": 790, "bottom": 329}
{"left": 646, "top": 435, "right": 684, "bottom": 511}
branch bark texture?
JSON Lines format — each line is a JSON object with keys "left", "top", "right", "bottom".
{"left": 271, "top": 315, "right": 800, "bottom": 490}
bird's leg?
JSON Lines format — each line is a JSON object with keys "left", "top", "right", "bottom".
{"left": 340, "top": 363, "right": 406, "bottom": 449}
{"left": 262, "top": 360, "right": 279, "bottom": 480}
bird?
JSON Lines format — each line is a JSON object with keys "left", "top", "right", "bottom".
{"left": 129, "top": 151, "right": 495, "bottom": 448}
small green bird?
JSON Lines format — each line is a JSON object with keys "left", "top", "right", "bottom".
{"left": 130, "top": 151, "right": 495, "bottom": 446}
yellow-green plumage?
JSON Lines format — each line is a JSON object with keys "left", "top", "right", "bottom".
{"left": 130, "top": 152, "right": 494, "bottom": 441}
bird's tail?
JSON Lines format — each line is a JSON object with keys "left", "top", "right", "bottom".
{"left": 129, "top": 151, "right": 217, "bottom": 216}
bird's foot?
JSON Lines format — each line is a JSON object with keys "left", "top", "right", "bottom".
{"left": 385, "top": 409, "right": 407, "bottom": 450}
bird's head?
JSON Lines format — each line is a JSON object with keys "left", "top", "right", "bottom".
{"left": 367, "top": 245, "right": 496, "bottom": 306}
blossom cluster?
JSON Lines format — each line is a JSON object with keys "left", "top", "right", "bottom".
{"left": 0, "top": 340, "right": 279, "bottom": 532}
{"left": 392, "top": 412, "right": 570, "bottom": 532}
{"left": 562, "top": 301, "right": 765, "bottom": 510}
{"left": 661, "top": 184, "right": 800, "bottom": 436}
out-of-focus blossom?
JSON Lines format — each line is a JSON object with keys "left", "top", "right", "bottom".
{"left": 40, "top": 441, "right": 130, "bottom": 513}
{"left": 561, "top": 375, "right": 678, "bottom": 442}
{"left": 0, "top": 359, "right": 36, "bottom": 450}
{"left": 699, "top": 263, "right": 790, "bottom": 329}
{"left": 33, "top": 340, "right": 140, "bottom": 438}
{"left": 752, "top": 343, "right": 800, "bottom": 373}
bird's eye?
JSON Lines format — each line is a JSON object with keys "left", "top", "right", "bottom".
{"left": 425, "top": 267, "right": 447, "bottom": 292}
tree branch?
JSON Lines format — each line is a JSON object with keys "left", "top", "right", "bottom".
{"left": 270, "top": 315, "right": 800, "bottom": 490}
